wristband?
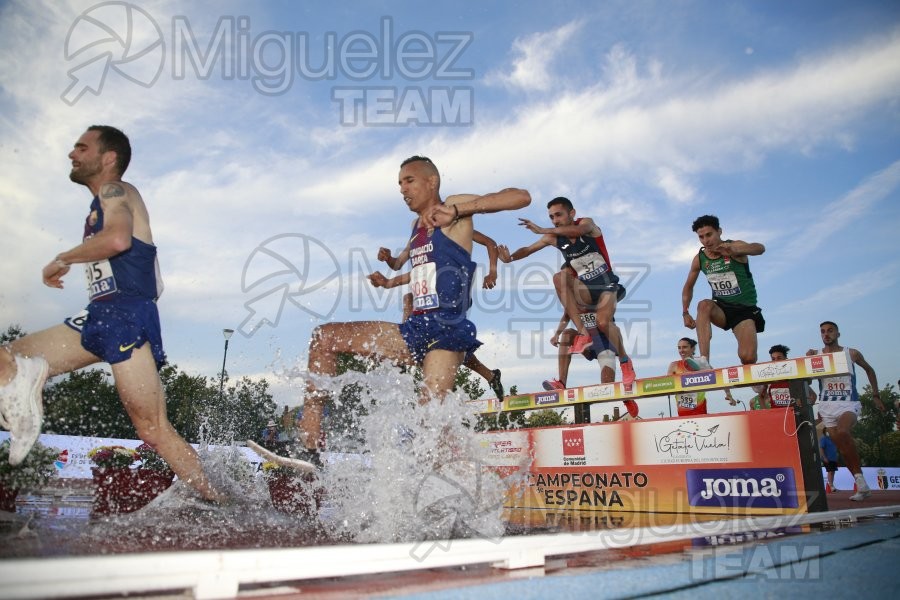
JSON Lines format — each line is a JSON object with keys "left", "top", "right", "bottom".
{"left": 682, "top": 310, "right": 690, "bottom": 316}
{"left": 452, "top": 204, "right": 460, "bottom": 222}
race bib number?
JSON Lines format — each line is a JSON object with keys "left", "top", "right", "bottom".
{"left": 64, "top": 309, "right": 89, "bottom": 332}
{"left": 85, "top": 259, "right": 117, "bottom": 300}
{"left": 676, "top": 393, "right": 697, "bottom": 410}
{"left": 579, "top": 312, "right": 597, "bottom": 329}
{"left": 411, "top": 261, "right": 439, "bottom": 311}
{"left": 707, "top": 271, "right": 740, "bottom": 297}
{"left": 821, "top": 376, "right": 851, "bottom": 402}
{"left": 569, "top": 252, "right": 608, "bottom": 281}
{"left": 768, "top": 383, "right": 792, "bottom": 407}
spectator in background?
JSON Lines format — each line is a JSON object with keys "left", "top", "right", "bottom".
{"left": 261, "top": 420, "right": 278, "bottom": 449}
{"left": 819, "top": 426, "right": 840, "bottom": 493}
{"left": 753, "top": 344, "right": 817, "bottom": 408}
{"left": 668, "top": 337, "right": 735, "bottom": 416}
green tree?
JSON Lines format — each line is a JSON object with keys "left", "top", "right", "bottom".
{"left": 159, "top": 364, "right": 217, "bottom": 443}
{"left": 0, "top": 325, "right": 26, "bottom": 344}
{"left": 877, "top": 431, "right": 900, "bottom": 467}
{"left": 852, "top": 384, "right": 899, "bottom": 466}
{"left": 526, "top": 409, "right": 565, "bottom": 428}
{"left": 43, "top": 369, "right": 136, "bottom": 438}
{"left": 474, "top": 385, "right": 527, "bottom": 432}
{"left": 456, "top": 366, "right": 485, "bottom": 400}
{"left": 227, "top": 375, "right": 277, "bottom": 442}
{"left": 43, "top": 361, "right": 276, "bottom": 445}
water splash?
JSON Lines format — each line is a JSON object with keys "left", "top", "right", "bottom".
{"left": 313, "top": 362, "right": 524, "bottom": 550}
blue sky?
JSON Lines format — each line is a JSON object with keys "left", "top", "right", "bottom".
{"left": 1, "top": 0, "right": 899, "bottom": 420}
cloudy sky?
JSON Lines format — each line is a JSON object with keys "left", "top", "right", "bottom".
{"left": 1, "top": 0, "right": 899, "bottom": 420}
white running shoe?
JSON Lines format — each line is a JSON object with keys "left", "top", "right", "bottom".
{"left": 694, "top": 356, "right": 712, "bottom": 371}
{"left": 849, "top": 473, "right": 871, "bottom": 501}
{"left": 0, "top": 355, "right": 49, "bottom": 465}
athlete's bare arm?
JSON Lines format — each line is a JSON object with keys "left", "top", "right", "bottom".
{"left": 681, "top": 254, "right": 702, "bottom": 329}
{"left": 430, "top": 188, "right": 531, "bottom": 228}
{"left": 709, "top": 239, "right": 765, "bottom": 262}
{"left": 43, "top": 183, "right": 143, "bottom": 289}
{"left": 519, "top": 215, "right": 597, "bottom": 239}
{"left": 849, "top": 347, "right": 884, "bottom": 411}
{"left": 473, "top": 230, "right": 499, "bottom": 289}
{"left": 498, "top": 235, "right": 554, "bottom": 263}
{"left": 368, "top": 271, "right": 410, "bottom": 289}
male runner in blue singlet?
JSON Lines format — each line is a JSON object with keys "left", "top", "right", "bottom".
{"left": 371, "top": 230, "right": 506, "bottom": 400}
{"left": 296, "top": 156, "right": 530, "bottom": 464}
{"left": 0, "top": 126, "right": 222, "bottom": 502}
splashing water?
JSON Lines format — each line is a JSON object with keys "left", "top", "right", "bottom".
{"left": 311, "top": 362, "right": 525, "bottom": 548}
{"left": 81, "top": 444, "right": 328, "bottom": 554}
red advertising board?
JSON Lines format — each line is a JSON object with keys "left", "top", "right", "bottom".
{"left": 480, "top": 408, "right": 807, "bottom": 517}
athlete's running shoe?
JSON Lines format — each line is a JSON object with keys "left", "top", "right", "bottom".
{"left": 0, "top": 355, "right": 49, "bottom": 465}
{"left": 624, "top": 399, "right": 639, "bottom": 418}
{"left": 689, "top": 356, "right": 712, "bottom": 371}
{"left": 849, "top": 473, "right": 871, "bottom": 501}
{"left": 620, "top": 359, "right": 636, "bottom": 385}
{"left": 569, "top": 334, "right": 593, "bottom": 355}
{"left": 542, "top": 378, "right": 565, "bottom": 391}
{"left": 489, "top": 369, "right": 505, "bottom": 401}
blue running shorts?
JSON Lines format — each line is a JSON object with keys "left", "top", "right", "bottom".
{"left": 399, "top": 312, "right": 481, "bottom": 364}
{"left": 64, "top": 298, "right": 167, "bottom": 369}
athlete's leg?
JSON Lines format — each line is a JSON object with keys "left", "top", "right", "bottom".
{"left": 695, "top": 299, "right": 727, "bottom": 360}
{"left": 402, "top": 292, "right": 413, "bottom": 322}
{"left": 829, "top": 409, "right": 861, "bottom": 475}
{"left": 731, "top": 319, "right": 758, "bottom": 365}
{"left": 3, "top": 324, "right": 98, "bottom": 382}
{"left": 553, "top": 271, "right": 592, "bottom": 336}
{"left": 300, "top": 321, "right": 414, "bottom": 451}
{"left": 597, "top": 351, "right": 616, "bottom": 384}
{"left": 1, "top": 325, "right": 99, "bottom": 464}
{"left": 421, "top": 348, "right": 466, "bottom": 405}
{"left": 463, "top": 353, "right": 493, "bottom": 382}
{"left": 558, "top": 328, "right": 577, "bottom": 385}
{"left": 111, "top": 344, "right": 222, "bottom": 502}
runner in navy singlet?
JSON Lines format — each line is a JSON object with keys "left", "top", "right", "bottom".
{"left": 372, "top": 230, "right": 505, "bottom": 400}
{"left": 0, "top": 126, "right": 222, "bottom": 502}
{"left": 297, "top": 156, "right": 530, "bottom": 465}
{"left": 497, "top": 197, "right": 637, "bottom": 389}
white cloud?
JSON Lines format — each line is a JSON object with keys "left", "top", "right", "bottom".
{"left": 656, "top": 167, "right": 696, "bottom": 203}
{"left": 781, "top": 263, "right": 900, "bottom": 313}
{"left": 782, "top": 159, "right": 900, "bottom": 259}
{"left": 485, "top": 20, "right": 584, "bottom": 91}
{"left": 3, "top": 3, "right": 900, "bottom": 404}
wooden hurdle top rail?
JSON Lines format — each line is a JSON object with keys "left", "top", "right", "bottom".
{"left": 471, "top": 351, "right": 851, "bottom": 415}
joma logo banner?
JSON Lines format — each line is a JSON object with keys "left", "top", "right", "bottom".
{"left": 686, "top": 468, "right": 799, "bottom": 509}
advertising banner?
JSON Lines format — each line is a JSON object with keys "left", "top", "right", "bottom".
{"left": 0, "top": 432, "right": 264, "bottom": 479}
{"left": 475, "top": 352, "right": 850, "bottom": 415}
{"left": 482, "top": 408, "right": 811, "bottom": 517}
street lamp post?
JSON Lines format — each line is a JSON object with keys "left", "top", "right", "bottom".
{"left": 219, "top": 328, "right": 234, "bottom": 401}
